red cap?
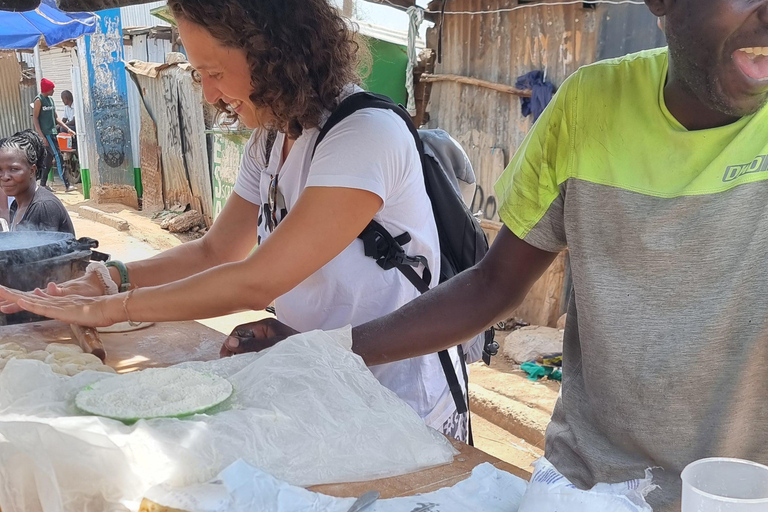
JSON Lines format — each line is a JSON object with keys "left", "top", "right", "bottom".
{"left": 40, "top": 78, "right": 55, "bottom": 94}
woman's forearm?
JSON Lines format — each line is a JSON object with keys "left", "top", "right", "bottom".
{"left": 119, "top": 239, "right": 221, "bottom": 289}
{"left": 107, "top": 258, "right": 269, "bottom": 323}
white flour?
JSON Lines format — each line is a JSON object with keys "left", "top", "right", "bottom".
{"left": 75, "top": 367, "right": 233, "bottom": 420}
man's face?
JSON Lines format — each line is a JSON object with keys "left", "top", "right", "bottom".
{"left": 658, "top": 0, "right": 768, "bottom": 116}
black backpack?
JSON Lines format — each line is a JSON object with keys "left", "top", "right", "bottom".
{"left": 312, "top": 92, "right": 498, "bottom": 444}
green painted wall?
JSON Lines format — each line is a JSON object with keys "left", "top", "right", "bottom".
{"left": 361, "top": 36, "right": 408, "bottom": 105}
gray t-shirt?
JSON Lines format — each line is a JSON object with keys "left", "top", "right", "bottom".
{"left": 495, "top": 48, "right": 768, "bottom": 511}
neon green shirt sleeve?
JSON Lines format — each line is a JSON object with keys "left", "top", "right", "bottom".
{"left": 494, "top": 74, "right": 577, "bottom": 250}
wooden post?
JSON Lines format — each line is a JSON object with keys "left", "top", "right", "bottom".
{"left": 342, "top": 0, "right": 355, "bottom": 16}
{"left": 420, "top": 73, "right": 532, "bottom": 98}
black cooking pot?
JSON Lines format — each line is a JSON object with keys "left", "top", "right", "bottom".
{"left": 0, "top": 232, "right": 104, "bottom": 326}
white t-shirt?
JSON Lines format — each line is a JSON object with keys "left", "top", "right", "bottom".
{"left": 63, "top": 104, "right": 75, "bottom": 122}
{"left": 233, "top": 89, "right": 464, "bottom": 429}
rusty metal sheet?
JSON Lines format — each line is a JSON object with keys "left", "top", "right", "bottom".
{"left": 0, "top": 51, "right": 33, "bottom": 137}
{"left": 596, "top": 4, "right": 666, "bottom": 59}
{"left": 137, "top": 84, "right": 164, "bottom": 212}
{"left": 426, "top": 0, "right": 601, "bottom": 223}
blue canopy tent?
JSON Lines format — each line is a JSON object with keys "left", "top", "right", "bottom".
{"left": 0, "top": 0, "right": 96, "bottom": 49}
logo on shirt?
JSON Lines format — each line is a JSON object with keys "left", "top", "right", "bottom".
{"left": 722, "top": 154, "right": 768, "bottom": 182}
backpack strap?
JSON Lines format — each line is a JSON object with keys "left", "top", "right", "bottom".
{"left": 263, "top": 129, "right": 277, "bottom": 167}
{"left": 311, "top": 91, "right": 472, "bottom": 435}
{"left": 456, "top": 343, "right": 473, "bottom": 445}
{"left": 359, "top": 220, "right": 431, "bottom": 293}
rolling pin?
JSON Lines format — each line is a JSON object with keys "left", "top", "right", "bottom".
{"left": 69, "top": 324, "right": 107, "bottom": 362}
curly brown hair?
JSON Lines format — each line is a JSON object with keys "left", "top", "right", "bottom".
{"left": 168, "top": 0, "right": 365, "bottom": 139}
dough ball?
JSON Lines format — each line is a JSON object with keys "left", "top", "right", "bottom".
{"left": 25, "top": 351, "right": 50, "bottom": 362}
{"left": 45, "top": 343, "right": 83, "bottom": 355}
{"left": 48, "top": 364, "right": 67, "bottom": 375}
{"left": 0, "top": 343, "right": 24, "bottom": 352}
{"left": 93, "top": 365, "right": 117, "bottom": 374}
{"left": 75, "top": 353, "right": 103, "bottom": 366}
{"left": 45, "top": 352, "right": 91, "bottom": 365}
{"left": 0, "top": 349, "right": 26, "bottom": 359}
{"left": 61, "top": 363, "right": 84, "bottom": 377}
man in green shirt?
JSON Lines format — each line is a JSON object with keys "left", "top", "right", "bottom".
{"left": 223, "top": 0, "right": 768, "bottom": 509}
{"left": 33, "top": 78, "right": 76, "bottom": 192}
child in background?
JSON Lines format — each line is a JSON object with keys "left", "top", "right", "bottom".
{"left": 61, "top": 90, "right": 76, "bottom": 132}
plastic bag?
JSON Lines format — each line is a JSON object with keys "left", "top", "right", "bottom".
{"left": 518, "top": 458, "right": 656, "bottom": 512}
{"left": 0, "top": 327, "right": 457, "bottom": 512}
{"left": 145, "top": 460, "right": 528, "bottom": 512}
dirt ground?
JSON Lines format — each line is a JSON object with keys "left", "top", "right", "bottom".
{"left": 53, "top": 182, "right": 557, "bottom": 473}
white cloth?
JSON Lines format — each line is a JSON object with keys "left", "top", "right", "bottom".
{"left": 63, "top": 104, "right": 75, "bottom": 122}
{"left": 0, "top": 328, "right": 458, "bottom": 512}
{"left": 234, "top": 87, "right": 463, "bottom": 429}
{"left": 518, "top": 458, "right": 655, "bottom": 512}
{"left": 145, "top": 460, "right": 528, "bottom": 512}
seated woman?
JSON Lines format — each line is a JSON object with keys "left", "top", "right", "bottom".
{"left": 0, "top": 131, "right": 75, "bottom": 235}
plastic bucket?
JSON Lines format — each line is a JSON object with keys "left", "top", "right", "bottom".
{"left": 681, "top": 458, "right": 768, "bottom": 512}
{"left": 57, "top": 133, "right": 72, "bottom": 151}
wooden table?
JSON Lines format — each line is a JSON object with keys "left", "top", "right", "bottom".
{"left": 1, "top": 320, "right": 531, "bottom": 509}
{"left": 0, "top": 320, "right": 224, "bottom": 372}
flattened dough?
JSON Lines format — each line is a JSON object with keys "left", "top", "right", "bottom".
{"left": 76, "top": 368, "right": 232, "bottom": 420}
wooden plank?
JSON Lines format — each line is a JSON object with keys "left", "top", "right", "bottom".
{"left": 421, "top": 73, "right": 532, "bottom": 98}
{"left": 0, "top": 320, "right": 222, "bottom": 373}
{"left": 175, "top": 67, "right": 214, "bottom": 226}
{"left": 159, "top": 69, "right": 199, "bottom": 213}
{"left": 138, "top": 87, "right": 164, "bottom": 213}
{"left": 311, "top": 438, "right": 530, "bottom": 498}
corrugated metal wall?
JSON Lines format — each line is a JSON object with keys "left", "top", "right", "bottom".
{"left": 426, "top": 0, "right": 601, "bottom": 222}
{"left": 596, "top": 4, "right": 666, "bottom": 60}
{"left": 38, "top": 46, "right": 76, "bottom": 118}
{"left": 120, "top": 2, "right": 169, "bottom": 28}
{"left": 125, "top": 34, "right": 173, "bottom": 171}
{"left": 425, "top": 1, "right": 662, "bottom": 223}
{"left": 0, "top": 51, "right": 32, "bottom": 137}
{"left": 423, "top": 1, "right": 663, "bottom": 326}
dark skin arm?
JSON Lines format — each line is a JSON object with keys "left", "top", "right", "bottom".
{"left": 223, "top": 227, "right": 559, "bottom": 365}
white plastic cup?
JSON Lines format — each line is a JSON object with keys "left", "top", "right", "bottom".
{"left": 681, "top": 457, "right": 768, "bottom": 512}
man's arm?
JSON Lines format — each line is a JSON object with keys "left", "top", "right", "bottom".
{"left": 351, "top": 226, "right": 559, "bottom": 366}
{"left": 55, "top": 112, "right": 74, "bottom": 134}
{"left": 32, "top": 99, "right": 45, "bottom": 142}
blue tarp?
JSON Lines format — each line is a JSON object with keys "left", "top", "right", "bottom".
{"left": 0, "top": 0, "right": 96, "bottom": 50}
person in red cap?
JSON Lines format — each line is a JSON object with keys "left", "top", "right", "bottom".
{"left": 33, "top": 78, "right": 76, "bottom": 192}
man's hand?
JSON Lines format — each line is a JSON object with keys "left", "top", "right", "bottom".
{"left": 220, "top": 318, "right": 299, "bottom": 358}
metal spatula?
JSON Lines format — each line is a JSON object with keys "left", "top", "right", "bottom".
{"left": 347, "top": 490, "right": 380, "bottom": 512}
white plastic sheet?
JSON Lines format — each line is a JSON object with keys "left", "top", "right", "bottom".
{"left": 518, "top": 458, "right": 655, "bottom": 512}
{"left": 0, "top": 327, "right": 457, "bottom": 512}
{"left": 145, "top": 459, "right": 528, "bottom": 512}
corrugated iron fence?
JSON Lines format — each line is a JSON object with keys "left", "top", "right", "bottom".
{"left": 0, "top": 51, "right": 34, "bottom": 137}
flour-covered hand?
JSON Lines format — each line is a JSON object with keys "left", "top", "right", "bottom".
{"left": 0, "top": 285, "right": 122, "bottom": 327}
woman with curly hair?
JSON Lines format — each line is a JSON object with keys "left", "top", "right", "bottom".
{"left": 0, "top": 130, "right": 74, "bottom": 235}
{"left": 0, "top": 0, "right": 467, "bottom": 441}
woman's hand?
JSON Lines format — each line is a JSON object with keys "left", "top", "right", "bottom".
{"left": 220, "top": 318, "right": 299, "bottom": 357}
{"left": 0, "top": 272, "right": 106, "bottom": 315}
{"left": 0, "top": 286, "right": 123, "bottom": 327}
